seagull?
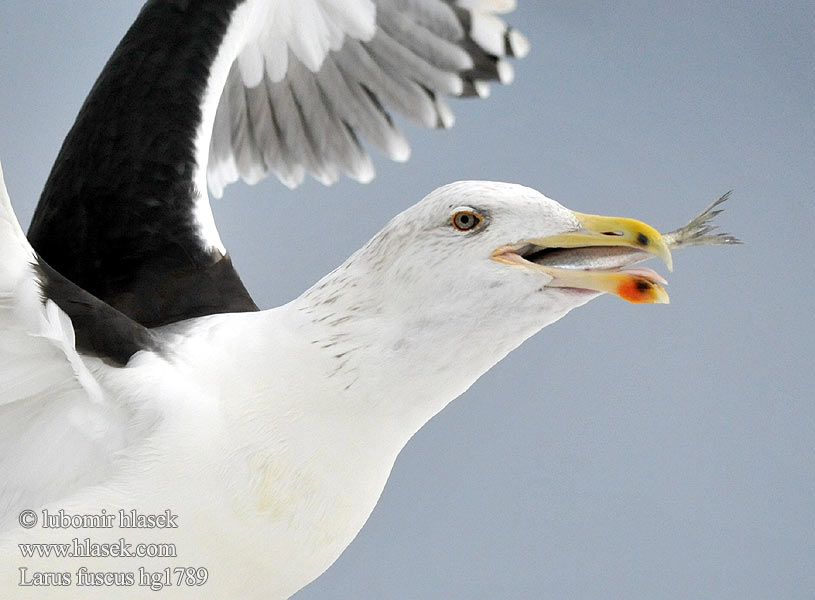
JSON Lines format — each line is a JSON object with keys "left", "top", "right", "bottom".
{"left": 0, "top": 1, "right": 736, "bottom": 598}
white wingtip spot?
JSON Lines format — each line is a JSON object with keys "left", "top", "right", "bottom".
{"left": 314, "top": 170, "right": 340, "bottom": 187}
{"left": 279, "top": 165, "right": 307, "bottom": 190}
{"left": 496, "top": 59, "right": 515, "bottom": 84}
{"left": 382, "top": 128, "right": 412, "bottom": 163}
{"left": 391, "top": 139, "right": 411, "bottom": 163}
{"left": 509, "top": 29, "right": 530, "bottom": 58}
{"left": 280, "top": 176, "right": 301, "bottom": 190}
{"left": 450, "top": 76, "right": 464, "bottom": 97}
{"left": 474, "top": 80, "right": 491, "bottom": 98}
{"left": 209, "top": 182, "right": 225, "bottom": 200}
{"left": 435, "top": 97, "right": 455, "bottom": 129}
{"left": 351, "top": 157, "right": 376, "bottom": 184}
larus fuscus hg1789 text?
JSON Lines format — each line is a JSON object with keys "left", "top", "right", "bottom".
{"left": 0, "top": 1, "right": 737, "bottom": 598}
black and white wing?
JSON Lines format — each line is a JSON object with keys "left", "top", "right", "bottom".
{"left": 28, "top": 0, "right": 528, "bottom": 329}
{"left": 207, "top": 0, "right": 530, "bottom": 194}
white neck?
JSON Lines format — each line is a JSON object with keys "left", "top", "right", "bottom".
{"left": 161, "top": 241, "right": 577, "bottom": 598}
{"left": 283, "top": 251, "right": 554, "bottom": 436}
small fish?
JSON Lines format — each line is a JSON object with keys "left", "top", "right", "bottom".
{"left": 531, "top": 192, "right": 741, "bottom": 271}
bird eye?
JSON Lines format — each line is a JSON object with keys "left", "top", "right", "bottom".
{"left": 451, "top": 210, "right": 483, "bottom": 232}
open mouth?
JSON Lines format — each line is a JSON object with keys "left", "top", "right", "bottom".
{"left": 492, "top": 211, "right": 673, "bottom": 304}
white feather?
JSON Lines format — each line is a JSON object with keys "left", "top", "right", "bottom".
{"left": 508, "top": 27, "right": 530, "bottom": 57}
{"left": 457, "top": 0, "right": 516, "bottom": 14}
{"left": 200, "top": 1, "right": 525, "bottom": 218}
{"left": 238, "top": 40, "right": 266, "bottom": 87}
{"left": 261, "top": 27, "right": 290, "bottom": 82}
{"left": 496, "top": 58, "right": 515, "bottom": 84}
{"left": 318, "top": 0, "right": 377, "bottom": 41}
{"left": 469, "top": 10, "right": 508, "bottom": 57}
{"left": 0, "top": 161, "right": 128, "bottom": 523}
{"left": 288, "top": 0, "right": 333, "bottom": 72}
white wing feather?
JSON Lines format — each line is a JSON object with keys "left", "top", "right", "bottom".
{"left": 206, "top": 0, "right": 528, "bottom": 196}
{"left": 0, "top": 162, "right": 128, "bottom": 527}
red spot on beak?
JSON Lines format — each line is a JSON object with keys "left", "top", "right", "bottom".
{"left": 617, "top": 278, "right": 657, "bottom": 303}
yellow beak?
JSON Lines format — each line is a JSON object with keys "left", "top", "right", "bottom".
{"left": 529, "top": 211, "right": 673, "bottom": 271}
{"left": 492, "top": 211, "right": 673, "bottom": 304}
{"left": 532, "top": 264, "right": 670, "bottom": 304}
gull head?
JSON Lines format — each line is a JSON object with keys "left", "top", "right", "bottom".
{"left": 348, "top": 181, "right": 672, "bottom": 333}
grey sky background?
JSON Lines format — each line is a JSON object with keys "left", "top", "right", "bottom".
{"left": 1, "top": 2, "right": 813, "bottom": 599}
